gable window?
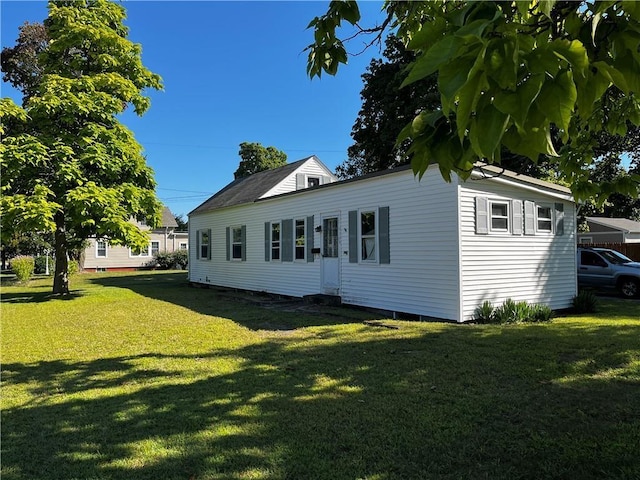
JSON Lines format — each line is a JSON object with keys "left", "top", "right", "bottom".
{"left": 307, "top": 177, "right": 320, "bottom": 187}
{"left": 360, "top": 210, "right": 377, "bottom": 262}
{"left": 490, "top": 201, "right": 510, "bottom": 232}
{"left": 96, "top": 240, "right": 107, "bottom": 258}
{"left": 536, "top": 204, "right": 553, "bottom": 233}
{"left": 271, "top": 222, "right": 281, "bottom": 260}
{"left": 198, "top": 229, "right": 210, "bottom": 260}
{"left": 151, "top": 241, "right": 160, "bottom": 256}
{"left": 295, "top": 219, "right": 306, "bottom": 260}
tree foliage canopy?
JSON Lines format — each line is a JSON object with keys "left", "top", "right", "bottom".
{"left": 1, "top": 0, "right": 162, "bottom": 293}
{"left": 307, "top": 0, "right": 640, "bottom": 202}
{"left": 234, "top": 142, "right": 288, "bottom": 179}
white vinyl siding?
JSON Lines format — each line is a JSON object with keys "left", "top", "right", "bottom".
{"left": 460, "top": 181, "right": 576, "bottom": 321}
{"left": 262, "top": 157, "right": 336, "bottom": 198}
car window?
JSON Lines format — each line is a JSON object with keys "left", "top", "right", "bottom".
{"left": 581, "top": 251, "right": 607, "bottom": 267}
{"left": 598, "top": 250, "right": 632, "bottom": 265}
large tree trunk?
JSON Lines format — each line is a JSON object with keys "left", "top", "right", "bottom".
{"left": 52, "top": 212, "right": 69, "bottom": 295}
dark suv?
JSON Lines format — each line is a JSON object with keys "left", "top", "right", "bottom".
{"left": 577, "top": 247, "right": 640, "bottom": 298}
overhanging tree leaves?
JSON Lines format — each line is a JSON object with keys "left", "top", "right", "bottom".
{"left": 234, "top": 142, "right": 287, "bottom": 179}
{"left": 1, "top": 0, "right": 163, "bottom": 294}
{"left": 306, "top": 0, "right": 640, "bottom": 202}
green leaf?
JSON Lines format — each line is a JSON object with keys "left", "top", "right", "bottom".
{"left": 536, "top": 70, "right": 577, "bottom": 136}
{"left": 469, "top": 105, "right": 509, "bottom": 160}
{"left": 493, "top": 73, "right": 544, "bottom": 129}
{"left": 402, "top": 35, "right": 465, "bottom": 87}
{"left": 550, "top": 39, "right": 589, "bottom": 74}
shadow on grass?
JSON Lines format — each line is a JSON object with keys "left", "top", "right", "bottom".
{"left": 88, "top": 272, "right": 372, "bottom": 330}
{"left": 0, "top": 291, "right": 85, "bottom": 304}
{"left": 2, "top": 323, "right": 640, "bottom": 480}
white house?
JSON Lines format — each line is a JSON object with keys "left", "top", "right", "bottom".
{"left": 188, "top": 156, "right": 576, "bottom": 322}
{"left": 83, "top": 206, "right": 188, "bottom": 271}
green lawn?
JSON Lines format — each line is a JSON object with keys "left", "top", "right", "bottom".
{"left": 2, "top": 271, "right": 639, "bottom": 480}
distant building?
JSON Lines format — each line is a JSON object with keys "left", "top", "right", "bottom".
{"left": 83, "top": 206, "right": 188, "bottom": 271}
{"left": 578, "top": 217, "right": 640, "bottom": 244}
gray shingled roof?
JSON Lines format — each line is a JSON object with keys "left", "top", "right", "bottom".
{"left": 160, "top": 206, "right": 178, "bottom": 228}
{"left": 190, "top": 158, "right": 310, "bottom": 215}
{"left": 586, "top": 217, "right": 640, "bottom": 233}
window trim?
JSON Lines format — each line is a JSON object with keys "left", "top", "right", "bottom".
{"left": 359, "top": 207, "right": 379, "bottom": 264}
{"left": 270, "top": 221, "right": 281, "bottom": 261}
{"left": 151, "top": 241, "right": 160, "bottom": 256}
{"left": 294, "top": 218, "right": 306, "bottom": 261}
{"left": 129, "top": 244, "right": 151, "bottom": 258}
{"left": 198, "top": 229, "right": 210, "bottom": 260}
{"left": 536, "top": 203, "right": 554, "bottom": 234}
{"left": 96, "top": 239, "right": 108, "bottom": 258}
{"left": 489, "top": 200, "right": 510, "bottom": 233}
{"left": 231, "top": 225, "right": 244, "bottom": 261}
{"left": 179, "top": 242, "right": 188, "bottom": 250}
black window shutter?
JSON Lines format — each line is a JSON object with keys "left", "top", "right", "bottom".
{"left": 225, "top": 227, "right": 230, "bottom": 261}
{"left": 379, "top": 206, "right": 390, "bottom": 264}
{"left": 349, "top": 210, "right": 358, "bottom": 263}
{"left": 306, "top": 215, "right": 314, "bottom": 262}
{"left": 241, "top": 225, "right": 247, "bottom": 261}
{"left": 282, "top": 219, "right": 293, "bottom": 262}
{"left": 264, "top": 222, "right": 270, "bottom": 261}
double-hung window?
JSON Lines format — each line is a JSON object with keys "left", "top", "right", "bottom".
{"left": 271, "top": 222, "right": 281, "bottom": 260}
{"left": 295, "top": 219, "right": 306, "bottom": 260}
{"left": 96, "top": 239, "right": 107, "bottom": 258}
{"left": 151, "top": 241, "right": 160, "bottom": 256}
{"left": 199, "top": 230, "right": 210, "bottom": 259}
{"left": 536, "top": 204, "right": 553, "bottom": 233}
{"left": 232, "top": 227, "right": 243, "bottom": 260}
{"left": 489, "top": 201, "right": 510, "bottom": 232}
{"left": 130, "top": 245, "right": 150, "bottom": 257}
{"left": 360, "top": 210, "right": 377, "bottom": 262}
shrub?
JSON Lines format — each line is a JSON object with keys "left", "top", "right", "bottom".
{"left": 68, "top": 260, "right": 80, "bottom": 275}
{"left": 473, "top": 300, "right": 495, "bottom": 323}
{"left": 150, "top": 250, "right": 189, "bottom": 270}
{"left": 529, "top": 304, "right": 554, "bottom": 322}
{"left": 573, "top": 290, "right": 598, "bottom": 314}
{"left": 34, "top": 256, "right": 54, "bottom": 275}
{"left": 11, "top": 256, "right": 35, "bottom": 283}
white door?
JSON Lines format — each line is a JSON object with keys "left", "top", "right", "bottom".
{"left": 321, "top": 215, "right": 340, "bottom": 294}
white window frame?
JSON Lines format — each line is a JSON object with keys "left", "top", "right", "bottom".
{"left": 199, "top": 230, "right": 210, "bottom": 260}
{"left": 489, "top": 200, "right": 510, "bottom": 233}
{"left": 129, "top": 244, "right": 151, "bottom": 258}
{"left": 231, "top": 226, "right": 243, "bottom": 261}
{"left": 179, "top": 242, "right": 188, "bottom": 250}
{"left": 359, "top": 208, "right": 378, "bottom": 264}
{"left": 307, "top": 176, "right": 320, "bottom": 188}
{"left": 294, "top": 218, "right": 306, "bottom": 261}
{"left": 536, "top": 203, "right": 554, "bottom": 234}
{"left": 96, "top": 239, "right": 108, "bottom": 258}
{"left": 151, "top": 241, "right": 160, "bottom": 256}
{"left": 270, "top": 221, "right": 281, "bottom": 261}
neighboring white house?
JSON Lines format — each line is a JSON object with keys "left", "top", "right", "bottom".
{"left": 578, "top": 217, "right": 640, "bottom": 244}
{"left": 188, "top": 156, "right": 576, "bottom": 322}
{"left": 83, "top": 206, "right": 188, "bottom": 271}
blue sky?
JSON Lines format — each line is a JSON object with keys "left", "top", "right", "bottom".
{"left": 1, "top": 1, "right": 388, "bottom": 217}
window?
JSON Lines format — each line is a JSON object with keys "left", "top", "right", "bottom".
{"left": 130, "top": 245, "right": 150, "bottom": 257}
{"left": 360, "top": 210, "right": 377, "bottom": 262}
{"left": 271, "top": 222, "right": 281, "bottom": 260}
{"left": 307, "top": 176, "right": 320, "bottom": 187}
{"left": 295, "top": 219, "right": 306, "bottom": 260}
{"left": 198, "top": 230, "right": 210, "bottom": 259}
{"left": 179, "top": 242, "right": 188, "bottom": 250}
{"left": 536, "top": 205, "right": 553, "bottom": 232}
{"left": 151, "top": 241, "right": 160, "bottom": 256}
{"left": 96, "top": 240, "right": 107, "bottom": 258}
{"left": 232, "top": 226, "right": 243, "bottom": 260}
{"left": 490, "top": 201, "right": 509, "bottom": 232}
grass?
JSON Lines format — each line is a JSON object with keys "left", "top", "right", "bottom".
{"left": 1, "top": 271, "right": 639, "bottom": 480}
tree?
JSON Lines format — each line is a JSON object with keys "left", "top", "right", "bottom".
{"left": 1, "top": 21, "right": 49, "bottom": 104}
{"left": 174, "top": 214, "right": 188, "bottom": 231}
{"left": 306, "top": 1, "right": 640, "bottom": 202}
{"left": 1, "top": 0, "right": 162, "bottom": 294}
{"left": 336, "top": 34, "right": 440, "bottom": 178}
{"left": 234, "top": 142, "right": 287, "bottom": 179}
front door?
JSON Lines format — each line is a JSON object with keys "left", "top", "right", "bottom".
{"left": 321, "top": 215, "right": 340, "bottom": 294}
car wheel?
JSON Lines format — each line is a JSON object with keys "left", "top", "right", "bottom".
{"left": 619, "top": 278, "right": 639, "bottom": 298}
